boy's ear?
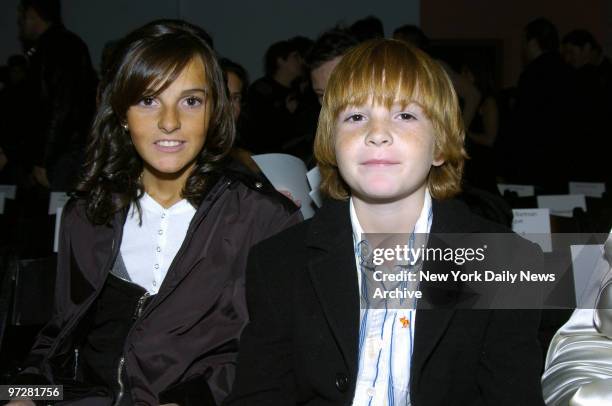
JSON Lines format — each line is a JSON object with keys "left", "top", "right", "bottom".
{"left": 432, "top": 154, "right": 445, "bottom": 167}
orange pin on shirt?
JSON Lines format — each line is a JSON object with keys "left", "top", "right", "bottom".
{"left": 399, "top": 315, "right": 410, "bottom": 328}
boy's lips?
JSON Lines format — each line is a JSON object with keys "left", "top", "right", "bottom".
{"left": 361, "top": 159, "right": 400, "bottom": 165}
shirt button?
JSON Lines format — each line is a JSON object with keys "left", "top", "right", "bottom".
{"left": 152, "top": 280, "right": 157, "bottom": 286}
{"left": 367, "top": 387, "right": 376, "bottom": 397}
{"left": 158, "top": 229, "right": 163, "bottom": 235}
{"left": 156, "top": 246, "right": 161, "bottom": 252}
{"left": 154, "top": 264, "right": 159, "bottom": 270}
{"left": 161, "top": 213, "right": 166, "bottom": 219}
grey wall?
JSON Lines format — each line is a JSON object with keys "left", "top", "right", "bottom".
{"left": 0, "top": 0, "right": 419, "bottom": 79}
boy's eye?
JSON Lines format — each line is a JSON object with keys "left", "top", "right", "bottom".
{"left": 345, "top": 113, "right": 366, "bottom": 122}
{"left": 397, "top": 112, "right": 416, "bottom": 120}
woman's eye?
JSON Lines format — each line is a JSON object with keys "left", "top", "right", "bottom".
{"left": 184, "top": 96, "right": 203, "bottom": 107}
{"left": 139, "top": 96, "right": 156, "bottom": 106}
{"left": 345, "top": 113, "right": 366, "bottom": 122}
{"left": 397, "top": 112, "right": 416, "bottom": 120}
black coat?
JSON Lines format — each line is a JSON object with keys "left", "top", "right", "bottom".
{"left": 15, "top": 172, "right": 301, "bottom": 405}
{"left": 26, "top": 24, "right": 98, "bottom": 190}
{"left": 226, "top": 197, "right": 546, "bottom": 406}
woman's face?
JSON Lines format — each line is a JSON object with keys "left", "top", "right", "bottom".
{"left": 334, "top": 100, "right": 443, "bottom": 204}
{"left": 126, "top": 57, "right": 210, "bottom": 180}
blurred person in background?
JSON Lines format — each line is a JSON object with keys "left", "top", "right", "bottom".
{"left": 0, "top": 55, "right": 29, "bottom": 183}
{"left": 460, "top": 53, "right": 500, "bottom": 194}
{"left": 243, "top": 38, "right": 306, "bottom": 154}
{"left": 562, "top": 29, "right": 611, "bottom": 184}
{"left": 512, "top": 17, "right": 572, "bottom": 191}
{"left": 17, "top": 0, "right": 98, "bottom": 191}
{"left": 349, "top": 15, "right": 384, "bottom": 42}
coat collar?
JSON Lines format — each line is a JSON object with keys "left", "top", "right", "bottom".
{"left": 305, "top": 197, "right": 478, "bottom": 387}
{"left": 108, "top": 173, "right": 232, "bottom": 318}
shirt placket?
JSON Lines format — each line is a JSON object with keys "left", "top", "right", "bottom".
{"left": 153, "top": 209, "right": 168, "bottom": 293}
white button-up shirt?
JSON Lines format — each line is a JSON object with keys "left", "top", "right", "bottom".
{"left": 351, "top": 191, "right": 433, "bottom": 406}
{"left": 120, "top": 193, "right": 196, "bottom": 294}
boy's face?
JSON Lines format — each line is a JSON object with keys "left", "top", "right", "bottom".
{"left": 334, "top": 100, "right": 443, "bottom": 204}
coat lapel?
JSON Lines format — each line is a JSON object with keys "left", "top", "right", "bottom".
{"left": 411, "top": 198, "right": 478, "bottom": 391}
{"left": 140, "top": 174, "right": 231, "bottom": 317}
{"left": 305, "top": 198, "right": 479, "bottom": 385}
{"left": 306, "top": 199, "right": 361, "bottom": 377}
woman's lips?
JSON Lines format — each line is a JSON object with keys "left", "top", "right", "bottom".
{"left": 153, "top": 139, "right": 186, "bottom": 153}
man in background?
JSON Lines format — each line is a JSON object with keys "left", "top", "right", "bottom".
{"left": 297, "top": 28, "right": 358, "bottom": 166}
{"left": 243, "top": 38, "right": 306, "bottom": 154}
{"left": 18, "top": 0, "right": 97, "bottom": 191}
{"left": 513, "top": 18, "right": 572, "bottom": 191}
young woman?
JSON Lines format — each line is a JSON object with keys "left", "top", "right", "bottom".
{"left": 226, "top": 39, "right": 544, "bottom": 405}
{"left": 9, "top": 20, "right": 300, "bottom": 406}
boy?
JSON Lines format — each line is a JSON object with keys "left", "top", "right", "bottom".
{"left": 226, "top": 39, "right": 545, "bottom": 406}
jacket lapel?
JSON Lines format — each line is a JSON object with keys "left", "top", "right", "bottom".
{"left": 306, "top": 199, "right": 361, "bottom": 377}
{"left": 411, "top": 199, "right": 477, "bottom": 391}
{"left": 140, "top": 174, "right": 231, "bottom": 317}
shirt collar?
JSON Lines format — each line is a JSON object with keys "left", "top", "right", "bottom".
{"left": 139, "top": 192, "right": 196, "bottom": 216}
{"left": 350, "top": 189, "right": 433, "bottom": 244}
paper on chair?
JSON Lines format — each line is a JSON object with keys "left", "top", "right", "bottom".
{"left": 537, "top": 194, "right": 586, "bottom": 218}
{"left": 497, "top": 183, "right": 535, "bottom": 197}
{"left": 54, "top": 207, "right": 63, "bottom": 253}
{"left": 252, "top": 154, "right": 314, "bottom": 219}
{"left": 512, "top": 208, "right": 552, "bottom": 252}
{"left": 0, "top": 184, "right": 17, "bottom": 199}
{"left": 569, "top": 181, "right": 605, "bottom": 198}
{"left": 307, "top": 166, "right": 322, "bottom": 208}
{"left": 309, "top": 189, "right": 322, "bottom": 208}
{"left": 307, "top": 166, "right": 321, "bottom": 189}
{"left": 49, "top": 192, "right": 70, "bottom": 215}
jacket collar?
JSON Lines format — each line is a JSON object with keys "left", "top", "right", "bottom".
{"left": 109, "top": 173, "right": 231, "bottom": 318}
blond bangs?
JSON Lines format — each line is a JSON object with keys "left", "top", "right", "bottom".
{"left": 323, "top": 41, "right": 429, "bottom": 119}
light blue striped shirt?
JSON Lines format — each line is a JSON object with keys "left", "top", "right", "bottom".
{"left": 350, "top": 191, "right": 433, "bottom": 406}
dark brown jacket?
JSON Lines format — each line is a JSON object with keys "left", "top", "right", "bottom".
{"left": 16, "top": 171, "right": 301, "bottom": 405}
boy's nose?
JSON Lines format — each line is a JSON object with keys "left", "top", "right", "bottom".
{"left": 365, "top": 121, "right": 393, "bottom": 146}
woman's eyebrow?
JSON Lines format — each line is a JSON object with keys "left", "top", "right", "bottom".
{"left": 180, "top": 88, "right": 207, "bottom": 95}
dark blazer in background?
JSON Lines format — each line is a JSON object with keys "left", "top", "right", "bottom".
{"left": 226, "top": 197, "right": 546, "bottom": 406}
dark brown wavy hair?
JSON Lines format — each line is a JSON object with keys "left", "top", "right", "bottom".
{"left": 77, "top": 19, "right": 234, "bottom": 225}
